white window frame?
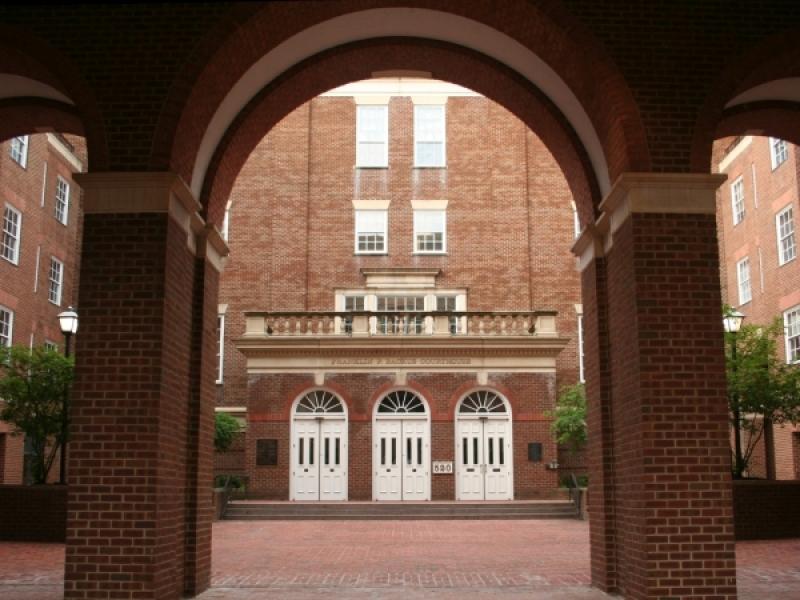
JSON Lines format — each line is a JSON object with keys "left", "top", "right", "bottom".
{"left": 2, "top": 204, "right": 22, "bottom": 265}
{"left": 731, "top": 176, "right": 745, "bottom": 225}
{"left": 578, "top": 315, "right": 585, "bottom": 384}
{"left": 9, "top": 135, "right": 28, "bottom": 168}
{"left": 44, "top": 340, "right": 58, "bottom": 352}
{"left": 736, "top": 257, "right": 751, "bottom": 305}
{"left": 356, "top": 104, "right": 388, "bottom": 168}
{"left": 784, "top": 306, "right": 800, "bottom": 364}
{"left": 0, "top": 305, "right": 13, "bottom": 348}
{"left": 413, "top": 209, "right": 447, "bottom": 254}
{"left": 354, "top": 209, "right": 388, "bottom": 254}
{"left": 216, "top": 314, "right": 225, "bottom": 384}
{"left": 776, "top": 204, "right": 796, "bottom": 266}
{"left": 54, "top": 175, "right": 70, "bottom": 225}
{"left": 48, "top": 257, "right": 64, "bottom": 306}
{"left": 769, "top": 137, "right": 788, "bottom": 170}
{"left": 221, "top": 201, "right": 231, "bottom": 242}
{"left": 413, "top": 104, "right": 446, "bottom": 168}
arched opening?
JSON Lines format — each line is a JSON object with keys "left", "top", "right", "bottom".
{"left": 290, "top": 389, "right": 348, "bottom": 501}
{"left": 455, "top": 389, "right": 513, "bottom": 501}
{"left": 373, "top": 389, "right": 431, "bottom": 501}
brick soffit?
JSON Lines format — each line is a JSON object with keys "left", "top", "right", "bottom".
{"left": 571, "top": 172, "right": 727, "bottom": 271}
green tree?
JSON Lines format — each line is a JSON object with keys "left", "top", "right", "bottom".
{"left": 725, "top": 317, "right": 800, "bottom": 478}
{"left": 549, "top": 383, "right": 587, "bottom": 453}
{"left": 214, "top": 411, "right": 240, "bottom": 453}
{"left": 0, "top": 345, "right": 74, "bottom": 484}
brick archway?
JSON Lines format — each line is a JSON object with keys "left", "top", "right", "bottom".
{"left": 165, "top": 2, "right": 648, "bottom": 225}
{"left": 691, "top": 28, "right": 800, "bottom": 172}
{"left": 0, "top": 26, "right": 107, "bottom": 169}
{"left": 200, "top": 38, "right": 600, "bottom": 228}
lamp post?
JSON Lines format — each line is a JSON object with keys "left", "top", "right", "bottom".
{"left": 723, "top": 309, "right": 745, "bottom": 477}
{"left": 57, "top": 307, "right": 78, "bottom": 485}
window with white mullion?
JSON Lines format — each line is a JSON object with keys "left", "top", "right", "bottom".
{"left": 355, "top": 210, "right": 387, "bottom": 253}
{"left": 48, "top": 257, "right": 64, "bottom": 306}
{"left": 9, "top": 135, "right": 28, "bottom": 168}
{"left": 776, "top": 205, "right": 796, "bottom": 265}
{"left": 376, "top": 295, "right": 425, "bottom": 335}
{"left": 784, "top": 307, "right": 800, "bottom": 364}
{"left": 0, "top": 306, "right": 13, "bottom": 348}
{"left": 413, "top": 210, "right": 446, "bottom": 253}
{"left": 2, "top": 204, "right": 21, "bottom": 264}
{"left": 414, "top": 105, "right": 446, "bottom": 167}
{"left": 55, "top": 176, "right": 70, "bottom": 225}
{"left": 356, "top": 105, "right": 388, "bottom": 168}
{"left": 736, "top": 257, "right": 751, "bottom": 305}
{"left": 770, "top": 137, "right": 788, "bottom": 169}
{"left": 731, "top": 177, "right": 745, "bottom": 225}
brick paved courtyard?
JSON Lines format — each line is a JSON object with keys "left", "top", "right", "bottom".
{"left": 0, "top": 520, "right": 798, "bottom": 599}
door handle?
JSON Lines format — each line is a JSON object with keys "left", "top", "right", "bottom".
{"left": 304, "top": 468, "right": 309, "bottom": 472}
{"left": 330, "top": 469, "right": 335, "bottom": 472}
{"left": 386, "top": 469, "right": 391, "bottom": 472}
{"left": 466, "top": 468, "right": 475, "bottom": 472}
{"left": 412, "top": 468, "right": 417, "bottom": 472}
{"left": 493, "top": 468, "right": 501, "bottom": 472}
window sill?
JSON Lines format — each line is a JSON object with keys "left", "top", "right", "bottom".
{"left": 355, "top": 165, "right": 389, "bottom": 170}
{"left": 412, "top": 252, "right": 448, "bottom": 256}
{"left": 355, "top": 252, "right": 389, "bottom": 256}
{"left": 778, "top": 256, "right": 796, "bottom": 267}
{"left": 413, "top": 166, "right": 447, "bottom": 170}
{"left": 1, "top": 257, "right": 19, "bottom": 266}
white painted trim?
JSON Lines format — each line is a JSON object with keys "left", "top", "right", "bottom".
{"left": 190, "top": 8, "right": 610, "bottom": 198}
{"left": 0, "top": 74, "right": 74, "bottom": 104}
{"left": 725, "top": 78, "right": 800, "bottom": 109}
{"left": 717, "top": 136, "right": 752, "bottom": 172}
{"left": 410, "top": 200, "right": 448, "bottom": 210}
{"left": 352, "top": 199, "right": 391, "bottom": 210}
{"left": 46, "top": 133, "right": 84, "bottom": 172}
{"left": 214, "top": 406, "right": 247, "bottom": 413}
{"left": 324, "top": 78, "right": 478, "bottom": 98}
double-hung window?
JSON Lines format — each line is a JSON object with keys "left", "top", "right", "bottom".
{"left": 2, "top": 204, "right": 21, "bottom": 264}
{"left": 731, "top": 176, "right": 745, "bottom": 225}
{"left": 736, "top": 257, "right": 751, "bottom": 305}
{"left": 436, "top": 296, "right": 460, "bottom": 334}
{"left": 356, "top": 105, "right": 388, "bottom": 168}
{"left": 414, "top": 105, "right": 446, "bottom": 167}
{"left": 48, "top": 257, "right": 63, "bottom": 306}
{"left": 342, "top": 295, "right": 365, "bottom": 334}
{"left": 9, "top": 135, "right": 28, "bottom": 168}
{"left": 784, "top": 306, "right": 800, "bottom": 364}
{"left": 776, "top": 205, "right": 796, "bottom": 265}
{"left": 55, "top": 176, "right": 70, "bottom": 225}
{"left": 414, "top": 209, "right": 446, "bottom": 253}
{"left": 355, "top": 209, "right": 387, "bottom": 253}
{"left": 770, "top": 137, "right": 788, "bottom": 169}
{"left": 0, "top": 306, "right": 13, "bottom": 348}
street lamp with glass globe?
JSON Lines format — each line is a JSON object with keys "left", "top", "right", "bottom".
{"left": 57, "top": 307, "right": 78, "bottom": 485}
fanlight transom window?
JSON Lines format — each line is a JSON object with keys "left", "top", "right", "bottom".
{"left": 458, "top": 390, "right": 508, "bottom": 415}
{"left": 377, "top": 390, "right": 427, "bottom": 414}
{"left": 295, "top": 390, "right": 344, "bottom": 414}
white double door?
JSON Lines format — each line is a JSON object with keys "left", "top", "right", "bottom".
{"left": 291, "top": 418, "right": 348, "bottom": 501}
{"left": 373, "top": 419, "right": 430, "bottom": 501}
{"left": 456, "top": 418, "right": 513, "bottom": 500}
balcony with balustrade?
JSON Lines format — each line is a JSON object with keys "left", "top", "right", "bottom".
{"left": 236, "top": 310, "right": 570, "bottom": 375}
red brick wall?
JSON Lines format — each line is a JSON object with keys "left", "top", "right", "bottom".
{"left": 0, "top": 133, "right": 84, "bottom": 484}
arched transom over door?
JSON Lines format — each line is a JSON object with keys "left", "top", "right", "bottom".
{"left": 456, "top": 390, "right": 514, "bottom": 501}
{"left": 291, "top": 390, "right": 348, "bottom": 501}
{"left": 373, "top": 390, "right": 431, "bottom": 501}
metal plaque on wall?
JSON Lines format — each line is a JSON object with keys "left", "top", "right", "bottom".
{"left": 256, "top": 439, "right": 278, "bottom": 466}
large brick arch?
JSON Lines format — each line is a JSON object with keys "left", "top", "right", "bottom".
{"left": 166, "top": 1, "right": 648, "bottom": 222}
{"left": 692, "top": 28, "right": 800, "bottom": 171}
{"left": 0, "top": 26, "right": 107, "bottom": 168}
{"left": 200, "top": 39, "right": 600, "bottom": 228}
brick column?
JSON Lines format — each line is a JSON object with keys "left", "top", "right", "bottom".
{"left": 574, "top": 231, "right": 617, "bottom": 592}
{"left": 64, "top": 173, "right": 226, "bottom": 600}
{"left": 574, "top": 173, "right": 737, "bottom": 599}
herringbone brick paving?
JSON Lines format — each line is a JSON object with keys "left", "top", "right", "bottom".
{"left": 0, "top": 520, "right": 798, "bottom": 598}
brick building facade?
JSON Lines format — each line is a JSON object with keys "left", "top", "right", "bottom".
{"left": 215, "top": 80, "right": 584, "bottom": 500}
{"left": 714, "top": 135, "right": 800, "bottom": 480}
{"left": 0, "top": 133, "right": 85, "bottom": 484}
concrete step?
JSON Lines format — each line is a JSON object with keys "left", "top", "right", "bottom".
{"left": 223, "top": 500, "right": 579, "bottom": 520}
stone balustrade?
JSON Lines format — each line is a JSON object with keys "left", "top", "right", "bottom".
{"left": 243, "top": 311, "right": 558, "bottom": 338}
